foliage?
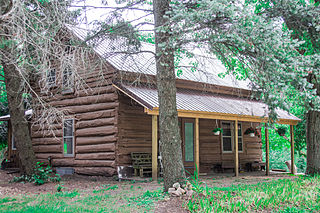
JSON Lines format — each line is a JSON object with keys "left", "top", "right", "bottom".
{"left": 0, "top": 184, "right": 167, "bottom": 212}
{"left": 244, "top": 127, "right": 261, "bottom": 138}
{"left": 187, "top": 174, "right": 320, "bottom": 212}
{"left": 277, "top": 126, "right": 288, "bottom": 136}
{"left": 12, "top": 162, "right": 60, "bottom": 185}
{"left": 212, "top": 128, "right": 222, "bottom": 133}
{"left": 261, "top": 127, "right": 307, "bottom": 173}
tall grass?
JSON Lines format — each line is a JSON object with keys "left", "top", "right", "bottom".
{"left": 187, "top": 174, "right": 320, "bottom": 212}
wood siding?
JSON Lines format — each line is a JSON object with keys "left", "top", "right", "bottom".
{"left": 30, "top": 52, "right": 118, "bottom": 176}
{"left": 116, "top": 94, "right": 153, "bottom": 165}
{"left": 199, "top": 119, "right": 262, "bottom": 173}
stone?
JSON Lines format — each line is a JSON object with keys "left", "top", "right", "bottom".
{"left": 170, "top": 190, "right": 182, "bottom": 197}
{"left": 168, "top": 188, "right": 176, "bottom": 193}
{"left": 173, "top": 182, "right": 180, "bottom": 189}
{"left": 176, "top": 187, "right": 186, "bottom": 194}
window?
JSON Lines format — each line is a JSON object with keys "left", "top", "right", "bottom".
{"left": 46, "top": 69, "right": 56, "bottom": 87}
{"left": 222, "top": 122, "right": 232, "bottom": 152}
{"left": 221, "top": 122, "right": 243, "bottom": 153}
{"left": 63, "top": 119, "right": 74, "bottom": 156}
{"left": 238, "top": 123, "right": 243, "bottom": 152}
{"left": 12, "top": 134, "right": 16, "bottom": 150}
{"left": 62, "top": 63, "right": 74, "bottom": 92}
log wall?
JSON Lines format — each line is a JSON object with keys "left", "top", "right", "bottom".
{"left": 30, "top": 52, "right": 119, "bottom": 176}
{"left": 116, "top": 94, "right": 153, "bottom": 165}
{"left": 199, "top": 119, "right": 262, "bottom": 173}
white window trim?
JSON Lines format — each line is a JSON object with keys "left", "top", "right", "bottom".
{"left": 63, "top": 118, "right": 75, "bottom": 157}
{"left": 221, "top": 121, "right": 244, "bottom": 153}
{"left": 12, "top": 134, "right": 16, "bottom": 150}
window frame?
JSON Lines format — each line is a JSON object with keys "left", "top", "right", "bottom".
{"left": 63, "top": 118, "right": 75, "bottom": 157}
{"left": 46, "top": 68, "right": 56, "bottom": 87}
{"left": 12, "top": 134, "right": 16, "bottom": 150}
{"left": 61, "top": 58, "right": 74, "bottom": 94}
{"left": 221, "top": 121, "right": 244, "bottom": 153}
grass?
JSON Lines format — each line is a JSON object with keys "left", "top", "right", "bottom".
{"left": 187, "top": 175, "right": 320, "bottom": 212}
{"left": 0, "top": 183, "right": 166, "bottom": 213}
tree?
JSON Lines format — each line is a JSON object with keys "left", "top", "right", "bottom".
{"left": 0, "top": 0, "right": 74, "bottom": 175}
{"left": 153, "top": 0, "right": 186, "bottom": 190}
{"left": 245, "top": 0, "right": 320, "bottom": 174}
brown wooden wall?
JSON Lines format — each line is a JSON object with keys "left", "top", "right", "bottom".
{"left": 30, "top": 52, "right": 119, "bottom": 176}
{"left": 199, "top": 119, "right": 262, "bottom": 173}
{"left": 116, "top": 93, "right": 153, "bottom": 165}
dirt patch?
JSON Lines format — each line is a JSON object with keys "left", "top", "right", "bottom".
{"left": 154, "top": 197, "right": 189, "bottom": 213}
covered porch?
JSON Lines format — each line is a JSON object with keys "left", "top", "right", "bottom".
{"left": 113, "top": 83, "right": 301, "bottom": 180}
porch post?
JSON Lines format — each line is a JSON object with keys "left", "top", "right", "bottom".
{"left": 290, "top": 125, "right": 295, "bottom": 175}
{"left": 152, "top": 115, "right": 158, "bottom": 181}
{"left": 265, "top": 124, "right": 270, "bottom": 176}
{"left": 195, "top": 118, "right": 199, "bottom": 175}
{"left": 234, "top": 120, "right": 239, "bottom": 177}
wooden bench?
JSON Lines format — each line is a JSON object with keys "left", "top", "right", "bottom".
{"left": 131, "top": 152, "right": 152, "bottom": 177}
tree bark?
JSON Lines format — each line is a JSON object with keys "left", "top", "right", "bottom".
{"left": 1, "top": 0, "right": 36, "bottom": 174}
{"left": 2, "top": 60, "right": 36, "bottom": 175}
{"left": 306, "top": 110, "right": 320, "bottom": 174}
{"left": 153, "top": 0, "right": 186, "bottom": 191}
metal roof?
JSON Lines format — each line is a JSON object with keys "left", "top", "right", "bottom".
{"left": 117, "top": 84, "right": 300, "bottom": 122}
{"left": 67, "top": 25, "right": 251, "bottom": 90}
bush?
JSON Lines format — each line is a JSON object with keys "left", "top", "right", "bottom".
{"left": 12, "top": 162, "right": 61, "bottom": 185}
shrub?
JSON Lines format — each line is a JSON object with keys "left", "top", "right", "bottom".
{"left": 12, "top": 162, "right": 61, "bottom": 185}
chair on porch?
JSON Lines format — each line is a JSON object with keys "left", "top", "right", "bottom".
{"left": 131, "top": 152, "right": 152, "bottom": 177}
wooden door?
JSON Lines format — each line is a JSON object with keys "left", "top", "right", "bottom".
{"left": 182, "top": 118, "right": 195, "bottom": 173}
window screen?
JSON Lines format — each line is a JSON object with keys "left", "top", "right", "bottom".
{"left": 63, "top": 119, "right": 74, "bottom": 156}
{"left": 222, "top": 122, "right": 232, "bottom": 152}
{"left": 46, "top": 69, "right": 56, "bottom": 87}
{"left": 184, "top": 122, "right": 194, "bottom": 162}
{"left": 62, "top": 64, "right": 73, "bottom": 90}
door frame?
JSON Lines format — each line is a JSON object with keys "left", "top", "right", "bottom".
{"left": 181, "top": 118, "right": 196, "bottom": 169}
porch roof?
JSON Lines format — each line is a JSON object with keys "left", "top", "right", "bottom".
{"left": 114, "top": 84, "right": 300, "bottom": 125}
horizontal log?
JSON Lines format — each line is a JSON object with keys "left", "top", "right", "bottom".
{"left": 50, "top": 93, "right": 117, "bottom": 107}
{"left": 32, "top": 137, "right": 61, "bottom": 145}
{"left": 32, "top": 129, "right": 62, "bottom": 138}
{"left": 32, "top": 124, "right": 62, "bottom": 132}
{"left": 75, "top": 109, "right": 116, "bottom": 121}
{"left": 76, "top": 126, "right": 116, "bottom": 137}
{"left": 76, "top": 135, "right": 117, "bottom": 145}
{"left": 74, "top": 167, "right": 116, "bottom": 176}
{"left": 76, "top": 117, "right": 115, "bottom": 129}
{"left": 36, "top": 153, "right": 64, "bottom": 159}
{"left": 33, "top": 144, "right": 62, "bottom": 153}
{"left": 76, "top": 143, "right": 115, "bottom": 153}
{"left": 53, "top": 159, "right": 115, "bottom": 167}
{"left": 64, "top": 102, "right": 118, "bottom": 114}
{"left": 76, "top": 152, "right": 115, "bottom": 160}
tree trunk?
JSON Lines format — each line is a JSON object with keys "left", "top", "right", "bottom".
{"left": 153, "top": 0, "right": 186, "bottom": 191}
{"left": 306, "top": 110, "right": 320, "bottom": 174}
{"left": 2, "top": 61, "right": 36, "bottom": 175}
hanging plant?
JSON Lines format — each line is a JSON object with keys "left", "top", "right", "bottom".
{"left": 212, "top": 128, "right": 223, "bottom": 136}
{"left": 244, "top": 127, "right": 261, "bottom": 138}
{"left": 277, "top": 126, "right": 287, "bottom": 136}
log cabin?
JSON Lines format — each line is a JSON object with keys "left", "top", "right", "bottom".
{"left": 0, "top": 26, "right": 300, "bottom": 178}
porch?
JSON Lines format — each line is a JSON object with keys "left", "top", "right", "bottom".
{"left": 113, "top": 83, "right": 301, "bottom": 180}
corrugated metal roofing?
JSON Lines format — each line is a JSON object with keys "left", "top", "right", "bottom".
{"left": 67, "top": 25, "right": 251, "bottom": 90}
{"left": 119, "top": 84, "right": 300, "bottom": 121}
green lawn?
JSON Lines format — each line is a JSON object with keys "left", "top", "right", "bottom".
{"left": 0, "top": 183, "right": 166, "bottom": 213}
{"left": 1, "top": 175, "right": 319, "bottom": 213}
{"left": 187, "top": 175, "right": 320, "bottom": 212}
